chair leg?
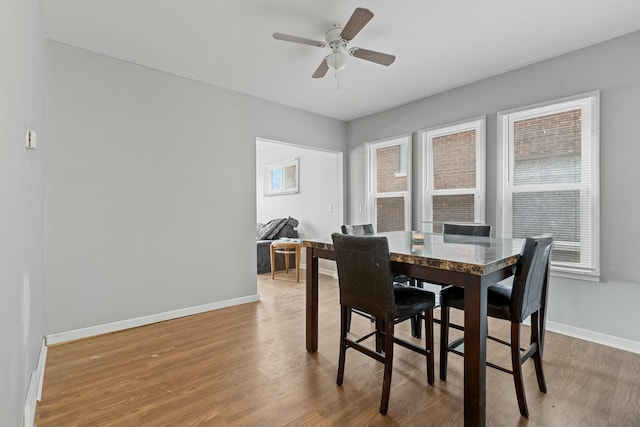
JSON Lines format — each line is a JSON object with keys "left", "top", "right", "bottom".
{"left": 511, "top": 322, "right": 529, "bottom": 418}
{"left": 531, "top": 311, "right": 547, "bottom": 393}
{"left": 345, "top": 309, "right": 352, "bottom": 332}
{"left": 439, "top": 306, "right": 450, "bottom": 381}
{"left": 411, "top": 314, "right": 422, "bottom": 339}
{"left": 375, "top": 319, "right": 385, "bottom": 353}
{"left": 424, "top": 309, "right": 434, "bottom": 385}
{"left": 406, "top": 280, "right": 422, "bottom": 338}
{"left": 380, "top": 320, "right": 394, "bottom": 415}
{"left": 337, "top": 306, "right": 348, "bottom": 386}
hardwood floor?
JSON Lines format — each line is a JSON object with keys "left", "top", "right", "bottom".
{"left": 36, "top": 272, "right": 640, "bottom": 426}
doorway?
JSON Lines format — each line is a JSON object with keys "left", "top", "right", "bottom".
{"left": 256, "top": 137, "right": 343, "bottom": 276}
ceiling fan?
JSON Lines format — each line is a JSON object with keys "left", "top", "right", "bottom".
{"left": 272, "top": 7, "right": 396, "bottom": 79}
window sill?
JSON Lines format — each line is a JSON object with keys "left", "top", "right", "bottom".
{"left": 551, "top": 268, "right": 600, "bottom": 282}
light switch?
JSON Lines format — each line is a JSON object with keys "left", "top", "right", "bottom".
{"left": 26, "top": 130, "right": 36, "bottom": 149}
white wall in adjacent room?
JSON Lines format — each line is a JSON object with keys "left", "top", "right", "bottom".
{"left": 256, "top": 139, "right": 343, "bottom": 239}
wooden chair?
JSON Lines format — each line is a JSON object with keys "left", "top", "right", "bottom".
{"left": 439, "top": 234, "right": 554, "bottom": 418}
{"left": 331, "top": 233, "right": 436, "bottom": 414}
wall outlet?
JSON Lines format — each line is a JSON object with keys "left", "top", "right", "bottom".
{"left": 26, "top": 130, "right": 37, "bottom": 149}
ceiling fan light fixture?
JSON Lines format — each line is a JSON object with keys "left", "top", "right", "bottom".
{"left": 327, "top": 52, "right": 348, "bottom": 71}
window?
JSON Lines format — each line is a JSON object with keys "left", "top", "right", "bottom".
{"left": 497, "top": 92, "right": 600, "bottom": 280}
{"left": 264, "top": 158, "right": 299, "bottom": 196}
{"left": 366, "top": 135, "right": 412, "bottom": 232}
{"left": 419, "top": 118, "right": 486, "bottom": 233}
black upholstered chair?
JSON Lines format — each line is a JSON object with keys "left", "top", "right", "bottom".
{"left": 412, "top": 223, "right": 492, "bottom": 337}
{"left": 340, "top": 224, "right": 415, "bottom": 332}
{"left": 341, "top": 225, "right": 413, "bottom": 288}
{"left": 331, "top": 233, "right": 436, "bottom": 414}
{"left": 341, "top": 224, "right": 375, "bottom": 235}
{"left": 440, "top": 234, "right": 554, "bottom": 418}
{"left": 442, "top": 222, "right": 492, "bottom": 237}
{"left": 438, "top": 224, "right": 491, "bottom": 287}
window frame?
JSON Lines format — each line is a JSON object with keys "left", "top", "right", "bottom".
{"left": 496, "top": 91, "right": 600, "bottom": 280}
{"left": 365, "top": 134, "right": 412, "bottom": 232}
{"left": 263, "top": 157, "right": 299, "bottom": 196}
{"left": 418, "top": 117, "right": 486, "bottom": 231}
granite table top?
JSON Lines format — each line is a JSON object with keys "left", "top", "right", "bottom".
{"left": 303, "top": 231, "right": 523, "bottom": 276}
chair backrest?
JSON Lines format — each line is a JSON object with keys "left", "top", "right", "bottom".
{"left": 341, "top": 224, "right": 375, "bottom": 235}
{"left": 331, "top": 233, "right": 394, "bottom": 321}
{"left": 511, "top": 234, "right": 554, "bottom": 322}
{"left": 443, "top": 223, "right": 491, "bottom": 237}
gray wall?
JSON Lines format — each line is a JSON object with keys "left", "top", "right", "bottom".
{"left": 347, "top": 31, "right": 640, "bottom": 342}
{"left": 0, "top": 0, "right": 46, "bottom": 424}
{"left": 46, "top": 42, "right": 346, "bottom": 334}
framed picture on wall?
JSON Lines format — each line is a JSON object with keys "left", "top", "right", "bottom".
{"left": 264, "top": 158, "right": 299, "bottom": 196}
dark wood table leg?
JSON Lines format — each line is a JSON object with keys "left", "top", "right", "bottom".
{"left": 306, "top": 247, "right": 319, "bottom": 352}
{"left": 463, "top": 276, "right": 488, "bottom": 427}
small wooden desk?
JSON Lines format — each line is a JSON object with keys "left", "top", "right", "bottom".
{"left": 303, "top": 231, "right": 523, "bottom": 427}
{"left": 270, "top": 240, "right": 302, "bottom": 282}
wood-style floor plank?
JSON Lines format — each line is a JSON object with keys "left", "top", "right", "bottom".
{"left": 36, "top": 271, "right": 640, "bottom": 426}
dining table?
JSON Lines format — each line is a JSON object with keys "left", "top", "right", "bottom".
{"left": 303, "top": 230, "right": 524, "bottom": 427}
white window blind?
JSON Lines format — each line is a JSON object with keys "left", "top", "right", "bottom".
{"left": 497, "top": 92, "right": 600, "bottom": 280}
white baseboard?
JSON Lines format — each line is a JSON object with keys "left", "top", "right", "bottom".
{"left": 24, "top": 338, "right": 47, "bottom": 427}
{"left": 318, "top": 267, "right": 338, "bottom": 279}
{"left": 23, "top": 372, "right": 37, "bottom": 427}
{"left": 36, "top": 338, "right": 47, "bottom": 401}
{"left": 46, "top": 294, "right": 260, "bottom": 345}
{"left": 547, "top": 320, "right": 640, "bottom": 354}
{"left": 299, "top": 263, "right": 338, "bottom": 279}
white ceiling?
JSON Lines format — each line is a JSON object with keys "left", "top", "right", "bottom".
{"left": 42, "top": 0, "right": 640, "bottom": 121}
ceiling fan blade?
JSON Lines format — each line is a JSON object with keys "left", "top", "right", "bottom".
{"left": 340, "top": 7, "right": 374, "bottom": 41}
{"left": 273, "top": 33, "right": 326, "bottom": 47}
{"left": 352, "top": 48, "right": 396, "bottom": 66}
{"left": 312, "top": 58, "right": 329, "bottom": 78}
